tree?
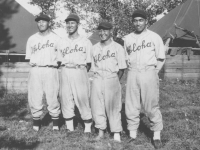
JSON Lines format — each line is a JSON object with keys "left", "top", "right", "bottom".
{"left": 0, "top": 0, "right": 20, "bottom": 50}
{"left": 30, "top": 0, "right": 186, "bottom": 38}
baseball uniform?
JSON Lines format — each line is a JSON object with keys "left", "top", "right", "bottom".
{"left": 124, "top": 29, "right": 165, "bottom": 133}
{"left": 26, "top": 31, "right": 61, "bottom": 120}
{"left": 57, "top": 35, "right": 92, "bottom": 122}
{"left": 90, "top": 40, "right": 127, "bottom": 133}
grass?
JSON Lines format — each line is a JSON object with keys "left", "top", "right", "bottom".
{"left": 0, "top": 75, "right": 200, "bottom": 149}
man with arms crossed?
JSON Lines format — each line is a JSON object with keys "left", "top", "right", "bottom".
{"left": 26, "top": 14, "right": 60, "bottom": 131}
{"left": 124, "top": 10, "right": 165, "bottom": 149}
{"left": 90, "top": 22, "right": 127, "bottom": 142}
{"left": 57, "top": 14, "right": 92, "bottom": 133}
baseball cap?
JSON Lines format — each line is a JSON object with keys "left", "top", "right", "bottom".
{"left": 65, "top": 13, "right": 80, "bottom": 23}
{"left": 132, "top": 9, "right": 147, "bottom": 19}
{"left": 35, "top": 14, "right": 50, "bottom": 22}
{"left": 97, "top": 21, "right": 113, "bottom": 30}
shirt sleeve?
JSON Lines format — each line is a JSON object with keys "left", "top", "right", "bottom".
{"left": 117, "top": 44, "right": 127, "bottom": 69}
{"left": 86, "top": 39, "right": 93, "bottom": 63}
{"left": 25, "top": 38, "right": 31, "bottom": 60}
{"left": 153, "top": 34, "right": 166, "bottom": 59}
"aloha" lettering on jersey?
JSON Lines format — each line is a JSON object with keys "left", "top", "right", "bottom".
{"left": 32, "top": 40, "right": 54, "bottom": 54}
{"left": 61, "top": 44, "right": 83, "bottom": 57}
{"left": 94, "top": 50, "right": 115, "bottom": 63}
{"left": 128, "top": 40, "right": 151, "bottom": 54}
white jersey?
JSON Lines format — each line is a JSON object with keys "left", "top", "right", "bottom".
{"left": 25, "top": 31, "right": 60, "bottom": 66}
{"left": 124, "top": 29, "right": 165, "bottom": 69}
{"left": 91, "top": 41, "right": 127, "bottom": 77}
{"left": 57, "top": 35, "right": 92, "bottom": 65}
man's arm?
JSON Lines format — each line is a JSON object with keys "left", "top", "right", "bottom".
{"left": 155, "top": 59, "right": 165, "bottom": 73}
{"left": 117, "top": 69, "right": 125, "bottom": 80}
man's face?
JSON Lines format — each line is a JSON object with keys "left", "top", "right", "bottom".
{"left": 66, "top": 20, "right": 79, "bottom": 35}
{"left": 37, "top": 20, "right": 50, "bottom": 32}
{"left": 133, "top": 17, "right": 148, "bottom": 34}
{"left": 98, "top": 29, "right": 112, "bottom": 42}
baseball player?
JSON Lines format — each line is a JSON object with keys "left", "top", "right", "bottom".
{"left": 26, "top": 14, "right": 61, "bottom": 131}
{"left": 124, "top": 9, "right": 165, "bottom": 149}
{"left": 90, "top": 22, "right": 127, "bottom": 142}
{"left": 57, "top": 13, "right": 92, "bottom": 133}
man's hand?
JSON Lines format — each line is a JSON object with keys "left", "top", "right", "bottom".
{"left": 117, "top": 69, "right": 125, "bottom": 80}
{"left": 57, "top": 61, "right": 61, "bottom": 69}
{"left": 86, "top": 63, "right": 91, "bottom": 72}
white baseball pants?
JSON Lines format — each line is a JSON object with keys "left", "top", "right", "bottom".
{"left": 28, "top": 67, "right": 60, "bottom": 118}
{"left": 60, "top": 67, "right": 92, "bottom": 120}
{"left": 91, "top": 75, "right": 122, "bottom": 132}
{"left": 125, "top": 67, "right": 163, "bottom": 132}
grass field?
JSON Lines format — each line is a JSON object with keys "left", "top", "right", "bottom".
{"left": 0, "top": 76, "right": 200, "bottom": 150}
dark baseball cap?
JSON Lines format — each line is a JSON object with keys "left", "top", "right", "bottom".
{"left": 65, "top": 13, "right": 80, "bottom": 23}
{"left": 97, "top": 21, "right": 113, "bottom": 30}
{"left": 35, "top": 14, "right": 50, "bottom": 22}
{"left": 132, "top": 9, "right": 147, "bottom": 19}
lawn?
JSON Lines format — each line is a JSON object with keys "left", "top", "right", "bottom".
{"left": 0, "top": 75, "right": 200, "bottom": 150}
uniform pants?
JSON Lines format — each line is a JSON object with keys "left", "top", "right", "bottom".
{"left": 125, "top": 68, "right": 163, "bottom": 131}
{"left": 28, "top": 67, "right": 60, "bottom": 118}
{"left": 60, "top": 67, "right": 92, "bottom": 120}
{"left": 91, "top": 76, "right": 122, "bottom": 132}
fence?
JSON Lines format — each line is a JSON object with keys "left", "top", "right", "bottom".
{"left": 1, "top": 47, "right": 200, "bottom": 92}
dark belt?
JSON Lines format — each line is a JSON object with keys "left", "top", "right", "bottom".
{"left": 32, "top": 65, "right": 57, "bottom": 68}
{"left": 61, "top": 64, "right": 86, "bottom": 69}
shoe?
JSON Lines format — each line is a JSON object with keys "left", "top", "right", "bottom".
{"left": 94, "top": 135, "right": 103, "bottom": 141}
{"left": 153, "top": 139, "right": 162, "bottom": 149}
{"left": 127, "top": 137, "right": 135, "bottom": 143}
{"left": 0, "top": 125, "right": 6, "bottom": 131}
{"left": 113, "top": 138, "right": 121, "bottom": 143}
{"left": 84, "top": 132, "right": 91, "bottom": 138}
{"left": 33, "top": 126, "right": 39, "bottom": 131}
{"left": 66, "top": 129, "right": 74, "bottom": 132}
{"left": 53, "top": 126, "right": 59, "bottom": 131}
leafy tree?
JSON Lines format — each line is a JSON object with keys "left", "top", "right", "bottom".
{"left": 0, "top": 0, "right": 20, "bottom": 50}
{"left": 30, "top": 0, "right": 186, "bottom": 38}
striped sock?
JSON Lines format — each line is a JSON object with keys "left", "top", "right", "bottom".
{"left": 52, "top": 117, "right": 59, "bottom": 130}
{"left": 33, "top": 117, "right": 40, "bottom": 131}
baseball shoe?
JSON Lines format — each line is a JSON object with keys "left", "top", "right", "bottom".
{"left": 33, "top": 126, "right": 40, "bottom": 131}
{"left": 153, "top": 139, "right": 162, "bottom": 149}
{"left": 84, "top": 132, "right": 92, "bottom": 139}
{"left": 127, "top": 137, "right": 135, "bottom": 144}
{"left": 53, "top": 126, "right": 59, "bottom": 131}
{"left": 94, "top": 135, "right": 104, "bottom": 141}
{"left": 0, "top": 125, "right": 6, "bottom": 131}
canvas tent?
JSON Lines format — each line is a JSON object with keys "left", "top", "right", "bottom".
{"left": 149, "top": 0, "right": 200, "bottom": 45}
{"left": 0, "top": 0, "right": 38, "bottom": 54}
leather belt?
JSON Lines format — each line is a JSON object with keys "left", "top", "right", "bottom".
{"left": 32, "top": 65, "right": 57, "bottom": 68}
{"left": 61, "top": 64, "right": 86, "bottom": 69}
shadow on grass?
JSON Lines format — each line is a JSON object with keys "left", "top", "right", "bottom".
{"left": 40, "top": 106, "right": 85, "bottom": 129}
{"left": 121, "top": 103, "right": 153, "bottom": 138}
{"left": 0, "top": 93, "right": 28, "bottom": 118}
{"left": 0, "top": 134, "right": 39, "bottom": 149}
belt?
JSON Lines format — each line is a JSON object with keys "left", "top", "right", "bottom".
{"left": 32, "top": 65, "right": 57, "bottom": 68}
{"left": 61, "top": 64, "right": 86, "bottom": 69}
{"left": 93, "top": 73, "right": 118, "bottom": 79}
{"left": 128, "top": 66, "right": 155, "bottom": 71}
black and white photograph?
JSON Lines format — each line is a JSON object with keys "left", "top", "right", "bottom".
{"left": 0, "top": 0, "right": 200, "bottom": 149}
